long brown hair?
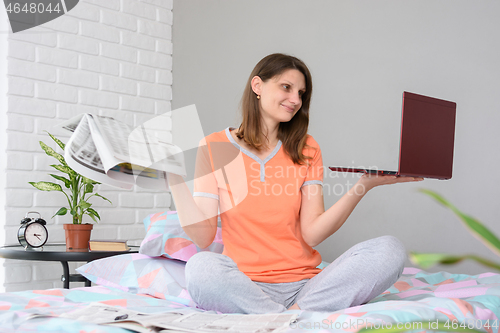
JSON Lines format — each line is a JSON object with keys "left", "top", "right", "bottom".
{"left": 237, "top": 53, "right": 313, "bottom": 165}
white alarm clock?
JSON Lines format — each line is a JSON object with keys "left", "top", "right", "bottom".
{"left": 18, "top": 212, "right": 48, "bottom": 249}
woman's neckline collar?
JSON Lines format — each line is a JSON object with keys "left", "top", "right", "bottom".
{"left": 225, "top": 127, "right": 282, "bottom": 165}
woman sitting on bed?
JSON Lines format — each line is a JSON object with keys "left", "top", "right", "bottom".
{"left": 167, "top": 53, "right": 423, "bottom": 314}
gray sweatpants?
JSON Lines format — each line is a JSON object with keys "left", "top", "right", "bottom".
{"left": 185, "top": 235, "right": 406, "bottom": 314}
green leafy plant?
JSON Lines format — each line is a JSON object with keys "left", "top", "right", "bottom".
{"left": 409, "top": 189, "right": 500, "bottom": 272}
{"left": 357, "top": 189, "right": 496, "bottom": 333}
{"left": 29, "top": 133, "right": 111, "bottom": 224}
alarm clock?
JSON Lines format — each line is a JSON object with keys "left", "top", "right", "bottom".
{"left": 18, "top": 212, "right": 48, "bottom": 249}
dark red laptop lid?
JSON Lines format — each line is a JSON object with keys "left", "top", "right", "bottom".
{"left": 398, "top": 92, "right": 457, "bottom": 179}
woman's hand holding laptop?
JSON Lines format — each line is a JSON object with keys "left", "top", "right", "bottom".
{"left": 355, "top": 173, "right": 424, "bottom": 194}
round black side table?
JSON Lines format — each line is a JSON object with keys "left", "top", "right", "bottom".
{"left": 0, "top": 244, "right": 139, "bottom": 289}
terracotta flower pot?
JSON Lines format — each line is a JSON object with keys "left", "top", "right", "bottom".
{"left": 63, "top": 224, "right": 93, "bottom": 250}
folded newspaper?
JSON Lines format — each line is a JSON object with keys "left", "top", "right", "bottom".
{"left": 58, "top": 114, "right": 186, "bottom": 190}
{"left": 59, "top": 303, "right": 298, "bottom": 333}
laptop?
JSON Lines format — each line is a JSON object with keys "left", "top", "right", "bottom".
{"left": 329, "top": 91, "right": 457, "bottom": 180}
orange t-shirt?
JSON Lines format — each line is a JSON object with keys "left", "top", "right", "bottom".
{"left": 193, "top": 127, "right": 323, "bottom": 283}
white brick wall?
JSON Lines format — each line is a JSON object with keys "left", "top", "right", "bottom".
{"left": 0, "top": 4, "right": 9, "bottom": 294}
{"left": 1, "top": 0, "right": 174, "bottom": 292}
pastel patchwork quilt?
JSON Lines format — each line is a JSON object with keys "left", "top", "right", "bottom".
{"left": 0, "top": 267, "right": 499, "bottom": 333}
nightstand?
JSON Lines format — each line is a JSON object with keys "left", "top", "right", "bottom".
{"left": 0, "top": 244, "right": 139, "bottom": 288}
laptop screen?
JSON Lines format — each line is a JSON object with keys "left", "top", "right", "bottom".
{"left": 398, "top": 92, "right": 457, "bottom": 179}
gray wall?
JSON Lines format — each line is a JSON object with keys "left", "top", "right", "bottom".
{"left": 172, "top": 0, "right": 500, "bottom": 274}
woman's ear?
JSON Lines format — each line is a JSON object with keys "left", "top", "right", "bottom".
{"left": 251, "top": 76, "right": 263, "bottom": 96}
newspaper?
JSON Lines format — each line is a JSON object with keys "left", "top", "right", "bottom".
{"left": 58, "top": 114, "right": 186, "bottom": 190}
{"left": 59, "top": 303, "right": 297, "bottom": 333}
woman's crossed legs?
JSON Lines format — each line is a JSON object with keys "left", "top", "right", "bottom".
{"left": 185, "top": 235, "right": 406, "bottom": 314}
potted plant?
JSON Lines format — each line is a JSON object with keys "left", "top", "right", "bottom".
{"left": 29, "top": 133, "right": 111, "bottom": 250}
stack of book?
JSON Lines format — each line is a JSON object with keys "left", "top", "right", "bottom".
{"left": 88, "top": 240, "right": 130, "bottom": 252}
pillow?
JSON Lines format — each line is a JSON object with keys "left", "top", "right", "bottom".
{"left": 76, "top": 253, "right": 195, "bottom": 307}
{"left": 139, "top": 211, "right": 224, "bottom": 261}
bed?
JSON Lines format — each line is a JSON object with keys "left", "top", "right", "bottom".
{"left": 1, "top": 212, "right": 499, "bottom": 333}
{"left": 1, "top": 255, "right": 499, "bottom": 333}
